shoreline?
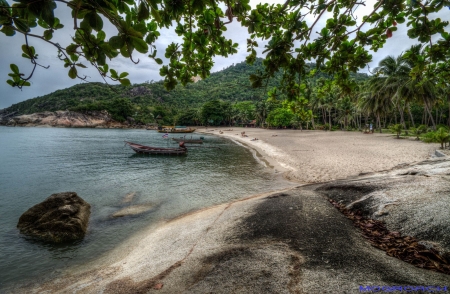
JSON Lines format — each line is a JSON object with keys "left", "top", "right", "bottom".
{"left": 197, "top": 127, "right": 438, "bottom": 183}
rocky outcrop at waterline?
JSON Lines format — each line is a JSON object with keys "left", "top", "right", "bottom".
{"left": 17, "top": 192, "right": 91, "bottom": 243}
{"left": 1, "top": 110, "right": 152, "bottom": 128}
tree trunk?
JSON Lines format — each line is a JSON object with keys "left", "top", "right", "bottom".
{"left": 397, "top": 103, "right": 406, "bottom": 129}
{"left": 311, "top": 116, "right": 315, "bottom": 130}
{"left": 328, "top": 109, "right": 332, "bottom": 130}
{"left": 407, "top": 103, "right": 415, "bottom": 128}
{"left": 377, "top": 114, "right": 382, "bottom": 133}
{"left": 448, "top": 96, "right": 450, "bottom": 127}
{"left": 423, "top": 97, "right": 436, "bottom": 130}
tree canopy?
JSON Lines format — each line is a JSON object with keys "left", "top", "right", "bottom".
{"left": 1, "top": 0, "right": 449, "bottom": 95}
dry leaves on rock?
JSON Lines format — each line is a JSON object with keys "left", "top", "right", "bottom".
{"left": 328, "top": 198, "right": 450, "bottom": 275}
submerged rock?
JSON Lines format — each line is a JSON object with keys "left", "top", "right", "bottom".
{"left": 17, "top": 192, "right": 91, "bottom": 243}
{"left": 112, "top": 203, "right": 154, "bottom": 217}
{"left": 122, "top": 192, "right": 137, "bottom": 203}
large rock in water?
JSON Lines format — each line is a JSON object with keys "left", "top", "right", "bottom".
{"left": 17, "top": 192, "right": 91, "bottom": 243}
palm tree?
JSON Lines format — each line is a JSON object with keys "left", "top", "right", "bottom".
{"left": 254, "top": 99, "right": 270, "bottom": 127}
{"left": 402, "top": 45, "right": 439, "bottom": 130}
{"left": 336, "top": 96, "right": 354, "bottom": 130}
{"left": 358, "top": 88, "right": 393, "bottom": 133}
{"left": 369, "top": 55, "right": 411, "bottom": 129}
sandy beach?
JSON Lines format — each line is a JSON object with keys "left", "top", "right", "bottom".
{"left": 12, "top": 128, "right": 450, "bottom": 293}
{"left": 198, "top": 127, "right": 438, "bottom": 183}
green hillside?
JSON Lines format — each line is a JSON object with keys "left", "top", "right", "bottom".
{"left": 4, "top": 59, "right": 271, "bottom": 113}
{"left": 3, "top": 59, "right": 369, "bottom": 124}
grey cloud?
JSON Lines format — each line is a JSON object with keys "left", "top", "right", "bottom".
{"left": 1, "top": 0, "right": 448, "bottom": 109}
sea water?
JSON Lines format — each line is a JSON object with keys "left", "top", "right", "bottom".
{"left": 0, "top": 127, "right": 292, "bottom": 290}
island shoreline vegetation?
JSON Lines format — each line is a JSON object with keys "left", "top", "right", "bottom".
{"left": 1, "top": 56, "right": 450, "bottom": 147}
{"left": 0, "top": 0, "right": 449, "bottom": 145}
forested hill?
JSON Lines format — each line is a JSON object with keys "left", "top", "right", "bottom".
{"left": 3, "top": 58, "right": 368, "bottom": 115}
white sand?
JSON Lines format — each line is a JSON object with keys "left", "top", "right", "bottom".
{"left": 198, "top": 127, "right": 438, "bottom": 183}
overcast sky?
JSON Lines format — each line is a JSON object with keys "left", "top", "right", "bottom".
{"left": 0, "top": 0, "right": 448, "bottom": 109}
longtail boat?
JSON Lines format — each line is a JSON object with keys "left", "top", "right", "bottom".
{"left": 124, "top": 141, "right": 187, "bottom": 155}
{"left": 171, "top": 138, "right": 203, "bottom": 144}
{"left": 157, "top": 126, "right": 196, "bottom": 133}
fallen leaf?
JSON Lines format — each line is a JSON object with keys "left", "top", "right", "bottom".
{"left": 154, "top": 283, "right": 164, "bottom": 290}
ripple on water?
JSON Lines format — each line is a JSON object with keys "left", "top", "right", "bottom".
{"left": 0, "top": 127, "right": 294, "bottom": 290}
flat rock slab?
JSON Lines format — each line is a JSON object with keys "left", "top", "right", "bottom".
{"left": 17, "top": 192, "right": 91, "bottom": 243}
{"left": 16, "top": 185, "right": 449, "bottom": 293}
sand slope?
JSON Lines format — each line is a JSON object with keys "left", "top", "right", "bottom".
{"left": 200, "top": 128, "right": 437, "bottom": 183}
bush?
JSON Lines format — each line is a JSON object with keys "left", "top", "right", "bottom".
{"left": 389, "top": 124, "right": 403, "bottom": 139}
{"left": 422, "top": 128, "right": 450, "bottom": 149}
{"left": 410, "top": 125, "right": 428, "bottom": 140}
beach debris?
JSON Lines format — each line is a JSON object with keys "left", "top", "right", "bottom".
{"left": 112, "top": 203, "right": 154, "bottom": 218}
{"left": 122, "top": 192, "right": 137, "bottom": 203}
{"left": 328, "top": 198, "right": 450, "bottom": 275}
{"left": 153, "top": 283, "right": 164, "bottom": 290}
{"left": 17, "top": 192, "right": 91, "bottom": 243}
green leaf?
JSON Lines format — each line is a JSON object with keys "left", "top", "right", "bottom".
{"left": 130, "top": 36, "right": 148, "bottom": 53}
{"left": 109, "top": 36, "right": 125, "bottom": 49}
{"left": 79, "top": 19, "right": 91, "bottom": 32}
{"left": 75, "top": 63, "right": 87, "bottom": 68}
{"left": 119, "top": 72, "right": 129, "bottom": 78}
{"left": 97, "top": 52, "right": 106, "bottom": 65}
{"left": 66, "top": 44, "right": 79, "bottom": 54}
{"left": 14, "top": 18, "right": 30, "bottom": 32}
{"left": 88, "top": 12, "right": 103, "bottom": 31}
{"left": 10, "top": 64, "right": 19, "bottom": 74}
{"left": 1, "top": 25, "right": 15, "bottom": 36}
{"left": 154, "top": 58, "right": 163, "bottom": 65}
{"left": 68, "top": 66, "right": 77, "bottom": 79}
{"left": 119, "top": 78, "right": 130, "bottom": 86}
{"left": 22, "top": 45, "right": 36, "bottom": 56}
{"left": 97, "top": 30, "right": 106, "bottom": 41}
{"left": 137, "top": 2, "right": 149, "bottom": 21}
{"left": 110, "top": 69, "right": 118, "bottom": 79}
{"left": 43, "top": 29, "right": 53, "bottom": 40}
{"left": 40, "top": 5, "right": 55, "bottom": 27}
{"left": 151, "top": 8, "right": 161, "bottom": 22}
{"left": 120, "top": 44, "right": 130, "bottom": 57}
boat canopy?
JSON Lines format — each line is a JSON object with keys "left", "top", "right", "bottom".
{"left": 162, "top": 126, "right": 188, "bottom": 129}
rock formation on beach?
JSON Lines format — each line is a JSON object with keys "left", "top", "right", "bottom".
{"left": 2, "top": 110, "right": 137, "bottom": 128}
{"left": 17, "top": 192, "right": 91, "bottom": 243}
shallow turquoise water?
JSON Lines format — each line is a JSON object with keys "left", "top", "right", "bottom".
{"left": 0, "top": 127, "right": 291, "bottom": 290}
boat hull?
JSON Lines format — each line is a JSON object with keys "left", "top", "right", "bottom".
{"left": 171, "top": 138, "right": 203, "bottom": 144}
{"left": 124, "top": 141, "right": 187, "bottom": 155}
{"left": 157, "top": 129, "right": 195, "bottom": 133}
